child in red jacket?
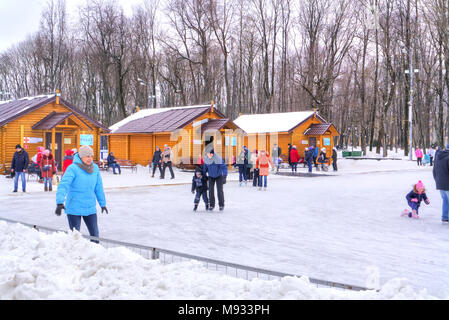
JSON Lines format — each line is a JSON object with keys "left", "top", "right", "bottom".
{"left": 62, "top": 149, "right": 75, "bottom": 176}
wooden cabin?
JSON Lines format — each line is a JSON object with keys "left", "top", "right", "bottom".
{"left": 0, "top": 92, "right": 109, "bottom": 173}
{"left": 233, "top": 110, "right": 340, "bottom": 161}
{"left": 105, "top": 104, "right": 244, "bottom": 166}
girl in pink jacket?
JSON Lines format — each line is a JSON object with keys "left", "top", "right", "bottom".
{"left": 415, "top": 148, "right": 423, "bottom": 166}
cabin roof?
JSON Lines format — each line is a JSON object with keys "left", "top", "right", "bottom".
{"left": 0, "top": 95, "right": 109, "bottom": 132}
{"left": 110, "top": 105, "right": 228, "bottom": 134}
{"left": 233, "top": 111, "right": 327, "bottom": 134}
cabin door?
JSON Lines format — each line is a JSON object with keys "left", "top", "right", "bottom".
{"left": 45, "top": 132, "right": 63, "bottom": 171}
{"left": 308, "top": 137, "right": 317, "bottom": 147}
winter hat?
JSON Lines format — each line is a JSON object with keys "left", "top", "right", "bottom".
{"left": 309, "top": 147, "right": 314, "bottom": 150}
{"left": 15, "top": 144, "right": 22, "bottom": 149}
{"left": 78, "top": 145, "right": 94, "bottom": 158}
{"left": 416, "top": 180, "right": 424, "bottom": 190}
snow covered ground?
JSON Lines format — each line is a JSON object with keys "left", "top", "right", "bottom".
{"left": 1, "top": 156, "right": 448, "bottom": 299}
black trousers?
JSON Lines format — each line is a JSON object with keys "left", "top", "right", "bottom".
{"left": 161, "top": 161, "right": 174, "bottom": 178}
{"left": 208, "top": 176, "right": 224, "bottom": 208}
{"left": 332, "top": 160, "right": 338, "bottom": 171}
{"left": 252, "top": 169, "right": 260, "bottom": 186}
{"left": 152, "top": 162, "right": 162, "bottom": 176}
{"left": 417, "top": 158, "right": 422, "bottom": 166}
{"left": 430, "top": 156, "right": 433, "bottom": 166}
{"left": 194, "top": 188, "right": 209, "bottom": 205}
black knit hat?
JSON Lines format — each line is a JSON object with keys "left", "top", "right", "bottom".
{"left": 15, "top": 144, "right": 22, "bottom": 149}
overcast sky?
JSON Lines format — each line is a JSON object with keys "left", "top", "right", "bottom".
{"left": 0, "top": 0, "right": 145, "bottom": 52}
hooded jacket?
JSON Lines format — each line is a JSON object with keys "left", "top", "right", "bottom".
{"left": 39, "top": 153, "right": 56, "bottom": 179}
{"left": 433, "top": 149, "right": 449, "bottom": 190}
{"left": 203, "top": 154, "right": 228, "bottom": 178}
{"left": 56, "top": 153, "right": 106, "bottom": 216}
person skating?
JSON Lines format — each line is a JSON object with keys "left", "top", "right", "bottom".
{"left": 236, "top": 146, "right": 249, "bottom": 186}
{"left": 332, "top": 148, "right": 338, "bottom": 171}
{"left": 256, "top": 150, "right": 274, "bottom": 191}
{"left": 161, "top": 144, "right": 175, "bottom": 179}
{"left": 313, "top": 145, "right": 319, "bottom": 168}
{"left": 287, "top": 144, "right": 292, "bottom": 167}
{"left": 55, "top": 145, "right": 107, "bottom": 243}
{"left": 271, "top": 144, "right": 281, "bottom": 172}
{"left": 305, "top": 147, "right": 314, "bottom": 173}
{"left": 250, "top": 149, "right": 259, "bottom": 187}
{"left": 433, "top": 145, "right": 449, "bottom": 223}
{"left": 403, "top": 180, "right": 430, "bottom": 219}
{"left": 11, "top": 144, "right": 29, "bottom": 193}
{"left": 290, "top": 145, "right": 299, "bottom": 172}
{"left": 415, "top": 147, "right": 423, "bottom": 166}
{"left": 151, "top": 146, "right": 162, "bottom": 178}
{"left": 39, "top": 149, "right": 57, "bottom": 192}
{"left": 30, "top": 146, "right": 44, "bottom": 182}
{"left": 203, "top": 149, "right": 227, "bottom": 211}
{"left": 428, "top": 146, "right": 435, "bottom": 166}
{"left": 191, "top": 168, "right": 209, "bottom": 211}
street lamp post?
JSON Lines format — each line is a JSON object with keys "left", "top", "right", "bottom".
{"left": 405, "top": 49, "right": 419, "bottom": 161}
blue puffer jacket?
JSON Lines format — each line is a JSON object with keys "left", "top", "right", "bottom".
{"left": 56, "top": 154, "right": 106, "bottom": 216}
{"left": 203, "top": 154, "right": 228, "bottom": 178}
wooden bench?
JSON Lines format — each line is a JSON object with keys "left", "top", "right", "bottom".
{"left": 113, "top": 159, "right": 137, "bottom": 173}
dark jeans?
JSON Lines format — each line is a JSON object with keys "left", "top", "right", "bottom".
{"left": 161, "top": 161, "right": 175, "bottom": 179}
{"left": 110, "top": 163, "right": 121, "bottom": 174}
{"left": 194, "top": 188, "right": 209, "bottom": 205}
{"left": 291, "top": 162, "right": 298, "bottom": 172}
{"left": 67, "top": 214, "right": 99, "bottom": 243}
{"left": 430, "top": 156, "right": 433, "bottom": 166}
{"left": 332, "top": 160, "right": 338, "bottom": 171}
{"left": 208, "top": 176, "right": 224, "bottom": 208}
{"left": 152, "top": 162, "right": 162, "bottom": 176}
{"left": 307, "top": 161, "right": 313, "bottom": 173}
{"left": 238, "top": 165, "right": 247, "bottom": 182}
{"left": 417, "top": 158, "right": 422, "bottom": 166}
{"left": 258, "top": 175, "right": 268, "bottom": 187}
{"left": 313, "top": 156, "right": 318, "bottom": 167}
{"left": 252, "top": 169, "right": 259, "bottom": 187}
{"left": 14, "top": 172, "right": 26, "bottom": 191}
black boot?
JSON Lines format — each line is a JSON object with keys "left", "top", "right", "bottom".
{"left": 44, "top": 186, "right": 48, "bottom": 192}
{"left": 49, "top": 185, "right": 52, "bottom": 192}
{"left": 205, "top": 204, "right": 209, "bottom": 211}
{"left": 193, "top": 204, "right": 198, "bottom": 211}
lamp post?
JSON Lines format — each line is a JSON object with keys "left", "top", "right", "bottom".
{"left": 404, "top": 48, "right": 419, "bottom": 161}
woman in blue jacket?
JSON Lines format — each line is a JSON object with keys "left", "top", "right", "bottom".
{"left": 55, "top": 145, "right": 108, "bottom": 243}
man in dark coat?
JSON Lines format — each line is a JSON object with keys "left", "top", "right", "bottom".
{"left": 433, "top": 146, "right": 449, "bottom": 223}
{"left": 11, "top": 144, "right": 29, "bottom": 192}
{"left": 203, "top": 149, "right": 227, "bottom": 211}
{"left": 151, "top": 146, "right": 162, "bottom": 178}
{"left": 305, "top": 147, "right": 314, "bottom": 173}
{"left": 107, "top": 152, "right": 121, "bottom": 174}
{"left": 332, "top": 148, "right": 338, "bottom": 171}
{"left": 287, "top": 144, "right": 292, "bottom": 167}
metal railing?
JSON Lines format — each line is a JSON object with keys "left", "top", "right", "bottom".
{"left": 0, "top": 217, "right": 369, "bottom": 292}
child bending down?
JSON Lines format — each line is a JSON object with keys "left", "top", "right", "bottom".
{"left": 191, "top": 168, "right": 209, "bottom": 211}
{"left": 405, "top": 180, "right": 430, "bottom": 218}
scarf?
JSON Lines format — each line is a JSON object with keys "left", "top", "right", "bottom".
{"left": 76, "top": 162, "right": 94, "bottom": 174}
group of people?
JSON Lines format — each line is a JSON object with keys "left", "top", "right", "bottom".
{"left": 151, "top": 144, "right": 175, "bottom": 179}
{"left": 414, "top": 146, "right": 437, "bottom": 166}
{"left": 191, "top": 149, "right": 228, "bottom": 212}
{"left": 11, "top": 144, "right": 68, "bottom": 193}
{"left": 287, "top": 144, "right": 338, "bottom": 173}
{"left": 233, "top": 146, "right": 275, "bottom": 191}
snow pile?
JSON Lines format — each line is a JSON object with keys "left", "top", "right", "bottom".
{"left": 0, "top": 221, "right": 440, "bottom": 300}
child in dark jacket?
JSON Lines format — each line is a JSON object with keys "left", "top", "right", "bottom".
{"left": 191, "top": 169, "right": 209, "bottom": 211}
{"left": 404, "top": 180, "right": 430, "bottom": 218}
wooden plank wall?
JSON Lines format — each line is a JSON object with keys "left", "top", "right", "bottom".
{"left": 0, "top": 101, "right": 104, "bottom": 172}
